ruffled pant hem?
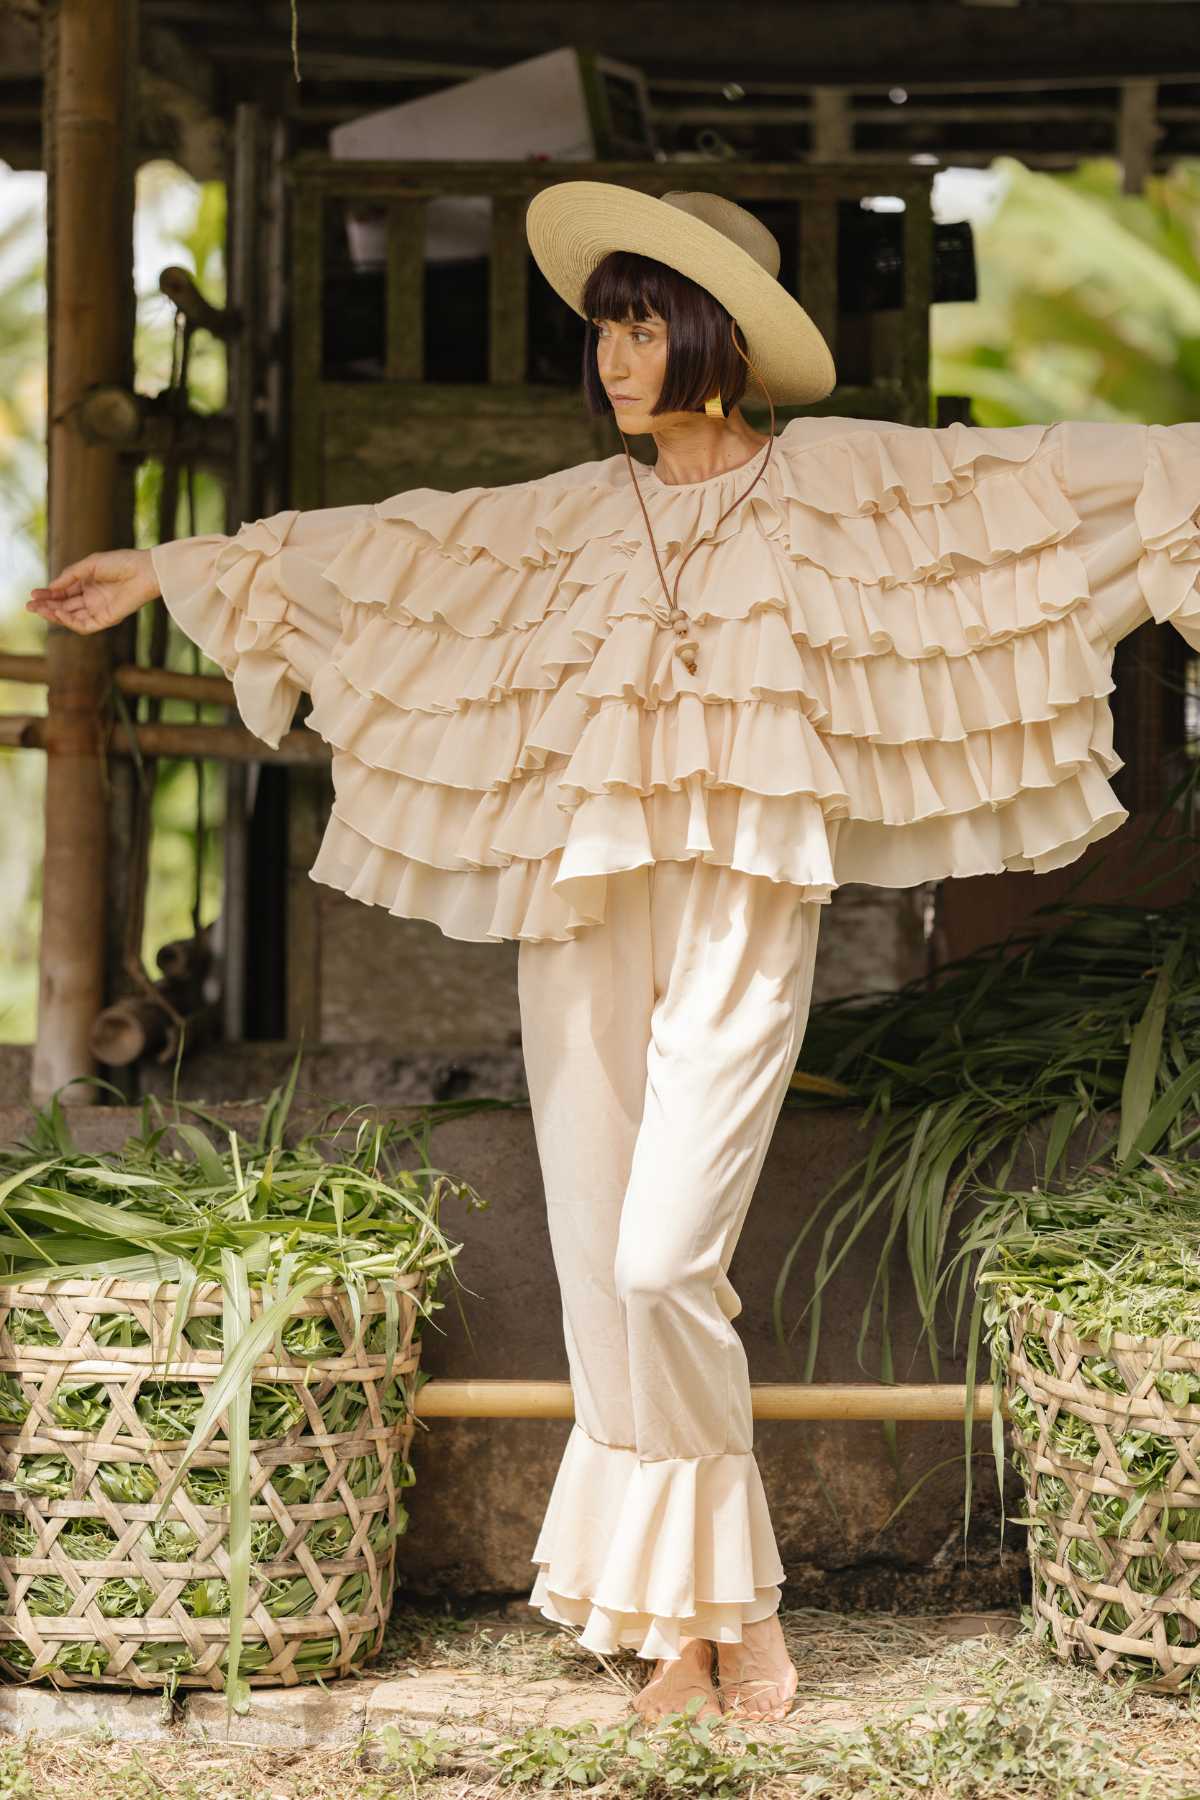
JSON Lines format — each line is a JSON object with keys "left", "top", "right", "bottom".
{"left": 526, "top": 1422, "right": 785, "bottom": 1660}
{"left": 527, "top": 1568, "right": 783, "bottom": 1659}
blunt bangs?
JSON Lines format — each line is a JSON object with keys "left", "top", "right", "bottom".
{"left": 579, "top": 250, "right": 750, "bottom": 418}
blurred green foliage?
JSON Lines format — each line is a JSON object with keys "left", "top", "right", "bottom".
{"left": 931, "top": 156, "right": 1200, "bottom": 425}
{"left": 0, "top": 163, "right": 229, "bottom": 1043}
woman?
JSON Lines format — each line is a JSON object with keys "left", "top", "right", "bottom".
{"left": 27, "top": 181, "right": 1200, "bottom": 1726}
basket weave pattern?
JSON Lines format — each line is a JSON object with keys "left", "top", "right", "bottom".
{"left": 1005, "top": 1299, "right": 1200, "bottom": 1693}
{"left": 0, "top": 1276, "right": 421, "bottom": 1690}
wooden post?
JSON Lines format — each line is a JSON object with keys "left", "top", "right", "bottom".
{"left": 488, "top": 195, "right": 528, "bottom": 384}
{"left": 796, "top": 186, "right": 838, "bottom": 366}
{"left": 385, "top": 200, "right": 425, "bottom": 381}
{"left": 31, "top": 0, "right": 136, "bottom": 1106}
{"left": 899, "top": 177, "right": 933, "bottom": 426}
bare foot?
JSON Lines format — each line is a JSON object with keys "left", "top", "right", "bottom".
{"left": 715, "top": 1613, "right": 797, "bottom": 1722}
{"left": 631, "top": 1635, "right": 722, "bottom": 1724}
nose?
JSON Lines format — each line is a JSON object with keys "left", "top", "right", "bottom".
{"left": 598, "top": 339, "right": 628, "bottom": 381}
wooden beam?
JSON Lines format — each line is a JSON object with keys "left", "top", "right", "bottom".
{"left": 0, "top": 654, "right": 235, "bottom": 707}
{"left": 810, "top": 88, "right": 852, "bottom": 160}
{"left": 658, "top": 103, "right": 1188, "bottom": 127}
{"left": 0, "top": 713, "right": 331, "bottom": 766}
{"left": 33, "top": 0, "right": 136, "bottom": 1110}
{"left": 114, "top": 667, "right": 234, "bottom": 706}
{"left": 140, "top": 1, "right": 1200, "bottom": 87}
{"left": 204, "top": 42, "right": 490, "bottom": 82}
{"left": 286, "top": 154, "right": 938, "bottom": 198}
{"left": 0, "top": 14, "right": 40, "bottom": 78}
{"left": 414, "top": 1378, "right": 1005, "bottom": 1422}
{"left": 289, "top": 182, "right": 323, "bottom": 507}
{"left": 1119, "top": 79, "right": 1161, "bottom": 195}
{"left": 651, "top": 71, "right": 1200, "bottom": 97}
{"left": 488, "top": 194, "right": 528, "bottom": 385}
{"left": 797, "top": 191, "right": 838, "bottom": 364}
{"left": 385, "top": 201, "right": 425, "bottom": 381}
{"left": 899, "top": 178, "right": 934, "bottom": 427}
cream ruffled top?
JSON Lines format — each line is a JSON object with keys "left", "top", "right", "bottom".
{"left": 150, "top": 414, "right": 1200, "bottom": 945}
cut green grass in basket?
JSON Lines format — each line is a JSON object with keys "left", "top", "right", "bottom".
{"left": 0, "top": 1049, "right": 488, "bottom": 1711}
{"left": 976, "top": 1161, "right": 1200, "bottom": 1506}
{"left": 969, "top": 1161, "right": 1200, "bottom": 1687}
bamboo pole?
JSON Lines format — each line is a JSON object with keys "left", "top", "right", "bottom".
{"left": 113, "top": 667, "right": 234, "bottom": 706}
{"left": 32, "top": 0, "right": 135, "bottom": 1107}
{"left": 0, "top": 653, "right": 236, "bottom": 708}
{"left": 0, "top": 714, "right": 330, "bottom": 766}
{"left": 413, "top": 1379, "right": 1005, "bottom": 1422}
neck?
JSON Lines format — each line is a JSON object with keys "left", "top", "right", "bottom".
{"left": 648, "top": 407, "right": 770, "bottom": 486}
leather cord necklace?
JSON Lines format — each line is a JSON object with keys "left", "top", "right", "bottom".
{"left": 620, "top": 319, "right": 777, "bottom": 676}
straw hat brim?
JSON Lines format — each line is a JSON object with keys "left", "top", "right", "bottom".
{"left": 524, "top": 180, "right": 837, "bottom": 407}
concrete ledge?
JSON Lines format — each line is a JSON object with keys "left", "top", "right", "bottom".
{"left": 0, "top": 1664, "right": 628, "bottom": 1750}
{"left": 0, "top": 1685, "right": 168, "bottom": 1743}
{"left": 0, "top": 1610, "right": 1024, "bottom": 1751}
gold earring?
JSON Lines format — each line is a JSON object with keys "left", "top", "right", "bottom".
{"left": 704, "top": 390, "right": 725, "bottom": 419}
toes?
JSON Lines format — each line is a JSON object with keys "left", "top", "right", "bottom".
{"left": 721, "top": 1683, "right": 795, "bottom": 1722}
{"left": 633, "top": 1679, "right": 723, "bottom": 1726}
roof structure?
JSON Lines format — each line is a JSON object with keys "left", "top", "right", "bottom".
{"left": 3, "top": 0, "right": 1200, "bottom": 182}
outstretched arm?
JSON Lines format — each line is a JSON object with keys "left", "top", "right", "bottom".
{"left": 27, "top": 503, "right": 372, "bottom": 751}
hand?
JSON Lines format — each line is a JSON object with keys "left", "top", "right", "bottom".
{"left": 26, "top": 547, "right": 160, "bottom": 634}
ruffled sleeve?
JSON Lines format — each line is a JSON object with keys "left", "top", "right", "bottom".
{"left": 1133, "top": 421, "right": 1200, "bottom": 649}
{"left": 150, "top": 504, "right": 373, "bottom": 750}
{"left": 1055, "top": 419, "right": 1200, "bottom": 654}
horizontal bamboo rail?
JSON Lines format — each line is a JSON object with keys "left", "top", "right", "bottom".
{"left": 413, "top": 1379, "right": 1005, "bottom": 1422}
{"left": 111, "top": 667, "right": 235, "bottom": 706}
{"left": 0, "top": 653, "right": 235, "bottom": 707}
{"left": 0, "top": 713, "right": 328, "bottom": 766}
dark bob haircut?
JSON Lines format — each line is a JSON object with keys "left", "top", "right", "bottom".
{"left": 579, "top": 250, "right": 750, "bottom": 418}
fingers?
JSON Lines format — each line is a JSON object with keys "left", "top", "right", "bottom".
{"left": 24, "top": 592, "right": 102, "bottom": 633}
{"left": 28, "top": 581, "right": 83, "bottom": 604}
{"left": 33, "top": 557, "right": 94, "bottom": 597}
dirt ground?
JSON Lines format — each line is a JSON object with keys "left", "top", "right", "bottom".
{"left": 5, "top": 1601, "right": 1200, "bottom": 1797}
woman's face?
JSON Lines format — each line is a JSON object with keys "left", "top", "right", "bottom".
{"left": 592, "top": 311, "right": 670, "bottom": 433}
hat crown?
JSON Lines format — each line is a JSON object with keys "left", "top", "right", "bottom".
{"left": 659, "top": 191, "right": 781, "bottom": 282}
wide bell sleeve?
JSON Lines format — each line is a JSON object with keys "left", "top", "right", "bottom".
{"left": 1055, "top": 419, "right": 1200, "bottom": 654}
{"left": 149, "top": 504, "right": 373, "bottom": 750}
{"left": 1133, "top": 420, "right": 1200, "bottom": 648}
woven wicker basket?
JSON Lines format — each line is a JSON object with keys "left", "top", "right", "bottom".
{"left": 0, "top": 1274, "right": 422, "bottom": 1690}
{"left": 1004, "top": 1298, "right": 1200, "bottom": 1694}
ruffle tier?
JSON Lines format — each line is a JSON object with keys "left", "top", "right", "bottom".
{"left": 151, "top": 413, "right": 1187, "bottom": 944}
{"left": 527, "top": 1423, "right": 784, "bottom": 1659}
{"left": 305, "top": 417, "right": 1127, "bottom": 938}
{"left": 1134, "top": 421, "right": 1200, "bottom": 649}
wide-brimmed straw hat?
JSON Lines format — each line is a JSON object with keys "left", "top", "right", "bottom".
{"left": 524, "top": 180, "right": 837, "bottom": 406}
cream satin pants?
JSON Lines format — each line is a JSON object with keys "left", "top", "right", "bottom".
{"left": 517, "top": 858, "right": 822, "bottom": 1661}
